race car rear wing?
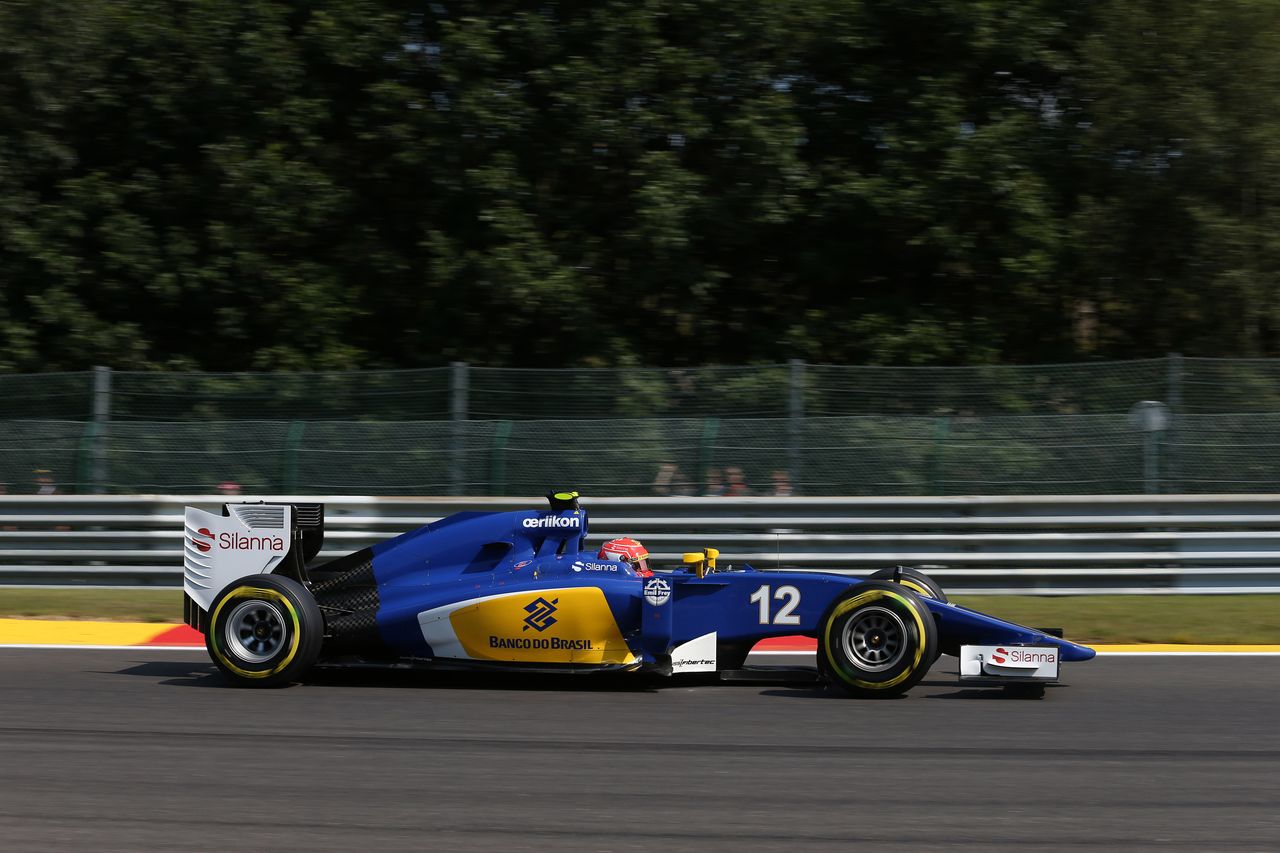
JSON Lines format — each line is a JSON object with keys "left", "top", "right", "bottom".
{"left": 182, "top": 502, "right": 324, "bottom": 632}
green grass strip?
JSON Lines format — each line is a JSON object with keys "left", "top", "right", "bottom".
{"left": 0, "top": 589, "right": 181, "bottom": 624}
{"left": 953, "top": 595, "right": 1280, "bottom": 645}
{"left": 0, "top": 589, "right": 1277, "bottom": 644}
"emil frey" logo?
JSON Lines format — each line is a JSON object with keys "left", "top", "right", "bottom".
{"left": 522, "top": 597, "right": 559, "bottom": 632}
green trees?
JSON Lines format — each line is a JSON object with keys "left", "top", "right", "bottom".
{"left": 1, "top": 1, "right": 1278, "bottom": 371}
{"left": 1066, "top": 0, "right": 1280, "bottom": 357}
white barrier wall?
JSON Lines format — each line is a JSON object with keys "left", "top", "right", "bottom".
{"left": 3, "top": 494, "right": 1280, "bottom": 593}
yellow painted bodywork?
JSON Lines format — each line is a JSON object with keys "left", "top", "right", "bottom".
{"left": 449, "top": 587, "right": 637, "bottom": 665}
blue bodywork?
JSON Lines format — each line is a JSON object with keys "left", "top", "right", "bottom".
{"left": 345, "top": 504, "right": 1095, "bottom": 668}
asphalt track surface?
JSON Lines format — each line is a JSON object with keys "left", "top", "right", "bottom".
{"left": 0, "top": 651, "right": 1277, "bottom": 852}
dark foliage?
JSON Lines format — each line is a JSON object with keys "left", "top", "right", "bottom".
{"left": 1, "top": 1, "right": 1277, "bottom": 371}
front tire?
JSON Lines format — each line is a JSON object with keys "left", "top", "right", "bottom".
{"left": 818, "top": 581, "right": 938, "bottom": 698}
{"left": 868, "top": 567, "right": 948, "bottom": 660}
{"left": 206, "top": 574, "right": 323, "bottom": 687}
{"left": 869, "top": 566, "right": 947, "bottom": 603}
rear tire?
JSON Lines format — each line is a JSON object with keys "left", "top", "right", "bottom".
{"left": 818, "top": 581, "right": 938, "bottom": 698}
{"left": 206, "top": 574, "right": 323, "bottom": 687}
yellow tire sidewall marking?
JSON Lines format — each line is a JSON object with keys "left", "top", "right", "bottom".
{"left": 823, "top": 589, "right": 928, "bottom": 690}
{"left": 897, "top": 579, "right": 935, "bottom": 599}
{"left": 210, "top": 586, "right": 302, "bottom": 679}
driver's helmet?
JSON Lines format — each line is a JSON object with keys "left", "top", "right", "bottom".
{"left": 598, "top": 537, "right": 653, "bottom": 578}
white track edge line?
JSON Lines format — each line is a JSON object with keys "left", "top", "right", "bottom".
{"left": 2, "top": 645, "right": 1278, "bottom": 657}
{"left": 748, "top": 650, "right": 1280, "bottom": 657}
{"left": 1093, "top": 651, "right": 1280, "bottom": 656}
{"left": 0, "top": 644, "right": 204, "bottom": 651}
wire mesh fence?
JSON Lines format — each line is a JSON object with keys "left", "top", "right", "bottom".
{"left": 0, "top": 373, "right": 96, "bottom": 420}
{"left": 466, "top": 365, "right": 795, "bottom": 418}
{"left": 805, "top": 359, "right": 1174, "bottom": 416}
{"left": 0, "top": 356, "right": 1187, "bottom": 421}
{"left": 2, "top": 356, "right": 1280, "bottom": 495}
{"left": 0, "top": 420, "right": 89, "bottom": 493}
{"left": 1, "top": 411, "right": 1276, "bottom": 496}
{"left": 1179, "top": 359, "right": 1280, "bottom": 413}
{"left": 108, "top": 368, "right": 455, "bottom": 421}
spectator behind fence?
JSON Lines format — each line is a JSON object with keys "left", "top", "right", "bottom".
{"left": 724, "top": 466, "right": 752, "bottom": 496}
{"left": 771, "top": 469, "right": 794, "bottom": 496}
{"left": 652, "top": 463, "right": 694, "bottom": 496}
{"left": 33, "top": 469, "right": 57, "bottom": 495}
{"left": 704, "top": 468, "right": 725, "bottom": 496}
{"left": 217, "top": 481, "right": 243, "bottom": 496}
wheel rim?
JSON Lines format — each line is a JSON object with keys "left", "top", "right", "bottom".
{"left": 224, "top": 599, "right": 288, "bottom": 664}
{"left": 840, "top": 605, "right": 907, "bottom": 672}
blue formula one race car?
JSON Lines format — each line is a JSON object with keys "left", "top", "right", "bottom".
{"left": 182, "top": 492, "right": 1095, "bottom": 697}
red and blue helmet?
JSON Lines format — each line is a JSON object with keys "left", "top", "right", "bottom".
{"left": 598, "top": 537, "right": 653, "bottom": 577}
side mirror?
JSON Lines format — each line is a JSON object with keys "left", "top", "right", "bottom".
{"left": 683, "top": 552, "right": 707, "bottom": 578}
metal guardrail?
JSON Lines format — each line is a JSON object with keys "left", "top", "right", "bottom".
{"left": 3, "top": 494, "right": 1280, "bottom": 594}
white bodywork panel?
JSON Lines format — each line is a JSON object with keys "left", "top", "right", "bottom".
{"left": 184, "top": 504, "right": 292, "bottom": 610}
{"left": 670, "top": 631, "right": 718, "bottom": 673}
{"left": 417, "top": 596, "right": 488, "bottom": 660}
{"left": 959, "top": 645, "right": 1060, "bottom": 681}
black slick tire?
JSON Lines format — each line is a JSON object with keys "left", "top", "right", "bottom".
{"left": 869, "top": 566, "right": 948, "bottom": 603}
{"left": 868, "top": 567, "right": 948, "bottom": 660}
{"left": 817, "top": 580, "right": 938, "bottom": 698}
{"left": 206, "top": 574, "right": 323, "bottom": 687}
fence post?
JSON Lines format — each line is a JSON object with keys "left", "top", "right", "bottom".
{"left": 1130, "top": 401, "right": 1171, "bottom": 495}
{"left": 1166, "top": 354, "right": 1183, "bottom": 489}
{"left": 788, "top": 359, "right": 805, "bottom": 493}
{"left": 450, "top": 362, "right": 469, "bottom": 496}
{"left": 91, "top": 366, "right": 111, "bottom": 494}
